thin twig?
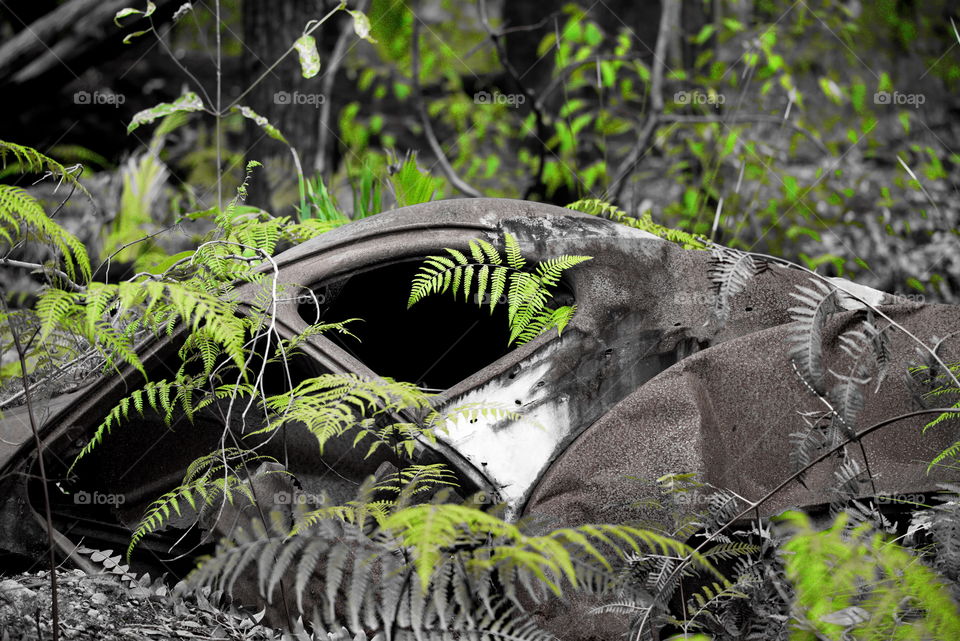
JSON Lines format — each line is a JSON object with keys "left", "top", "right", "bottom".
{"left": 225, "top": 1, "right": 346, "bottom": 112}
{"left": 409, "top": 2, "right": 482, "bottom": 199}
{"left": 607, "top": 0, "right": 678, "bottom": 202}
{"left": 3, "top": 300, "right": 60, "bottom": 641}
{"left": 606, "top": 115, "right": 661, "bottom": 203}
{"left": 95, "top": 222, "right": 182, "bottom": 284}
{"left": 638, "top": 406, "right": 960, "bottom": 636}
{"left": 0, "top": 258, "right": 84, "bottom": 292}
{"left": 148, "top": 16, "right": 214, "bottom": 108}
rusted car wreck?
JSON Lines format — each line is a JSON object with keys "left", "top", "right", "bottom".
{"left": 1, "top": 198, "right": 958, "bottom": 634}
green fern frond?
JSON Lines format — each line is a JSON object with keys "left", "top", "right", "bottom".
{"left": 427, "top": 402, "right": 529, "bottom": 432}
{"left": 566, "top": 198, "right": 708, "bottom": 250}
{"left": 701, "top": 542, "right": 760, "bottom": 562}
{"left": 0, "top": 184, "right": 91, "bottom": 282}
{"left": 504, "top": 232, "right": 525, "bottom": 270}
{"left": 257, "top": 374, "right": 434, "bottom": 454}
{"left": 70, "top": 377, "right": 211, "bottom": 470}
{"left": 534, "top": 256, "right": 592, "bottom": 288}
{"left": 275, "top": 319, "right": 361, "bottom": 357}
{"left": 135, "top": 281, "right": 247, "bottom": 369}
{"left": 928, "top": 440, "right": 960, "bottom": 472}
{"left": 782, "top": 510, "right": 960, "bottom": 640}
{"left": 381, "top": 503, "right": 719, "bottom": 593}
{"left": 127, "top": 449, "right": 281, "bottom": 560}
{"left": 0, "top": 140, "right": 91, "bottom": 198}
{"left": 410, "top": 234, "right": 590, "bottom": 346}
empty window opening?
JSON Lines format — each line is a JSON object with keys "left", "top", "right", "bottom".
{"left": 299, "top": 261, "right": 521, "bottom": 390}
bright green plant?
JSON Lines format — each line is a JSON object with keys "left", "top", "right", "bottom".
{"left": 408, "top": 232, "right": 591, "bottom": 346}
{"left": 186, "top": 497, "right": 719, "bottom": 639}
{"left": 781, "top": 510, "right": 960, "bottom": 640}
{"left": 566, "top": 198, "right": 709, "bottom": 249}
{"left": 0, "top": 141, "right": 91, "bottom": 283}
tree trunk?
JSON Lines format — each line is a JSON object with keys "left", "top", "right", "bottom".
{"left": 241, "top": 0, "right": 335, "bottom": 210}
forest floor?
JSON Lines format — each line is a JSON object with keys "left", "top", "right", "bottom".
{"left": 0, "top": 569, "right": 282, "bottom": 641}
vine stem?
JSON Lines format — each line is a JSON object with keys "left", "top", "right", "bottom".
{"left": 3, "top": 300, "right": 59, "bottom": 641}
{"left": 745, "top": 249, "right": 960, "bottom": 390}
{"left": 638, "top": 406, "right": 960, "bottom": 636}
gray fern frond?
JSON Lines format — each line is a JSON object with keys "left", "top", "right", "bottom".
{"left": 926, "top": 486, "right": 960, "bottom": 581}
{"left": 189, "top": 502, "right": 715, "bottom": 639}
{"left": 832, "top": 455, "right": 865, "bottom": 502}
{"left": 828, "top": 373, "right": 869, "bottom": 438}
{"left": 786, "top": 278, "right": 844, "bottom": 395}
{"left": 190, "top": 512, "right": 556, "bottom": 640}
{"left": 708, "top": 247, "right": 769, "bottom": 322}
{"left": 701, "top": 489, "right": 743, "bottom": 534}
{"left": 789, "top": 421, "right": 829, "bottom": 475}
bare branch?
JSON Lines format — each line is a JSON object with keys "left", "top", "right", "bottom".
{"left": 409, "top": 3, "right": 482, "bottom": 199}
{"left": 606, "top": 0, "right": 678, "bottom": 202}
{"left": 315, "top": 2, "right": 368, "bottom": 175}
{"left": 0, "top": 258, "right": 84, "bottom": 292}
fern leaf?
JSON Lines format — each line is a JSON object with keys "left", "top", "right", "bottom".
{"left": 787, "top": 278, "right": 844, "bottom": 395}
{"left": 504, "top": 233, "right": 525, "bottom": 270}
{"left": 708, "top": 247, "right": 769, "bottom": 322}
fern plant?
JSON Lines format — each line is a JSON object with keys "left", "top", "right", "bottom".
{"left": 408, "top": 232, "right": 591, "bottom": 346}
{"left": 0, "top": 140, "right": 92, "bottom": 284}
{"left": 915, "top": 362, "right": 960, "bottom": 472}
{"left": 782, "top": 510, "right": 960, "bottom": 641}
{"left": 187, "top": 497, "right": 718, "bottom": 640}
{"left": 565, "top": 198, "right": 709, "bottom": 250}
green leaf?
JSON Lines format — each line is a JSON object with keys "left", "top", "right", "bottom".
{"left": 293, "top": 34, "right": 321, "bottom": 78}
{"left": 347, "top": 9, "right": 378, "bottom": 43}
{"left": 232, "top": 106, "right": 288, "bottom": 144}
{"left": 693, "top": 24, "right": 716, "bottom": 44}
{"left": 122, "top": 30, "right": 150, "bottom": 45}
{"left": 114, "top": 8, "right": 143, "bottom": 25}
{"left": 114, "top": 2, "right": 155, "bottom": 26}
{"left": 127, "top": 92, "right": 205, "bottom": 134}
{"left": 389, "top": 154, "right": 443, "bottom": 207}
